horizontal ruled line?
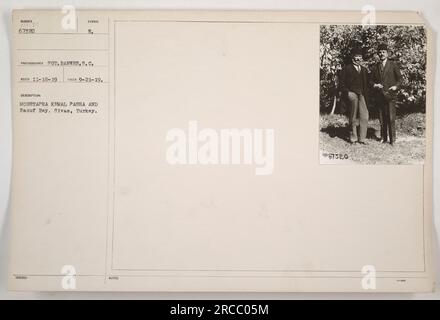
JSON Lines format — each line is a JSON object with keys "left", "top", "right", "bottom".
{"left": 18, "top": 81, "right": 109, "bottom": 84}
{"left": 17, "top": 48, "right": 108, "bottom": 51}
{"left": 17, "top": 65, "right": 108, "bottom": 67}
{"left": 18, "top": 32, "right": 109, "bottom": 35}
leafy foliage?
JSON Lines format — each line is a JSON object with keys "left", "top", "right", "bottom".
{"left": 320, "top": 25, "right": 427, "bottom": 114}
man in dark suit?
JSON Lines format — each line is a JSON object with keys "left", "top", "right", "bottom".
{"left": 339, "top": 47, "right": 369, "bottom": 144}
{"left": 370, "top": 43, "right": 402, "bottom": 145}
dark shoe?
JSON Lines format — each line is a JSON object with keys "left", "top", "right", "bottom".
{"left": 358, "top": 141, "right": 368, "bottom": 145}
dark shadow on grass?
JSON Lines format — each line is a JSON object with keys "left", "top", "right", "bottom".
{"left": 321, "top": 125, "right": 380, "bottom": 143}
{"left": 320, "top": 125, "right": 350, "bottom": 142}
{"left": 366, "top": 127, "right": 380, "bottom": 140}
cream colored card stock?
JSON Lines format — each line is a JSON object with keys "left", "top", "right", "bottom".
{"left": 9, "top": 10, "right": 435, "bottom": 292}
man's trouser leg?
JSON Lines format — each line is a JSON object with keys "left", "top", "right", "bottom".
{"left": 379, "top": 99, "right": 389, "bottom": 142}
{"left": 377, "top": 101, "right": 384, "bottom": 140}
{"left": 358, "top": 94, "right": 369, "bottom": 142}
{"left": 388, "top": 100, "right": 397, "bottom": 143}
{"left": 347, "top": 91, "right": 359, "bottom": 143}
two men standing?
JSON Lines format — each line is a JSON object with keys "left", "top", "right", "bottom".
{"left": 340, "top": 43, "right": 402, "bottom": 145}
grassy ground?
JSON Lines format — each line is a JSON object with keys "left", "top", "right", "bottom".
{"left": 320, "top": 113, "right": 426, "bottom": 164}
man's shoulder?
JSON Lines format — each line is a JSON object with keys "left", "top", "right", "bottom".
{"left": 371, "top": 62, "right": 380, "bottom": 70}
{"left": 341, "top": 64, "right": 354, "bottom": 74}
{"left": 388, "top": 59, "right": 400, "bottom": 67}
{"left": 373, "top": 61, "right": 382, "bottom": 67}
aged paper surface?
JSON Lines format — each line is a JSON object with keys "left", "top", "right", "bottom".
{"left": 9, "top": 10, "right": 434, "bottom": 292}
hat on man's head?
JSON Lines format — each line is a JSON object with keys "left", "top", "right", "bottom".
{"left": 378, "top": 43, "right": 388, "bottom": 51}
{"left": 351, "top": 47, "right": 363, "bottom": 56}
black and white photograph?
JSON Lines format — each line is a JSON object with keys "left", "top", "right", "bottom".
{"left": 319, "top": 24, "right": 427, "bottom": 164}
